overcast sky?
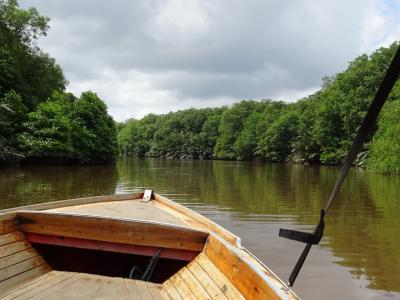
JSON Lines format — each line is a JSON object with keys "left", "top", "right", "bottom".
{"left": 21, "top": 0, "right": 400, "bottom": 121}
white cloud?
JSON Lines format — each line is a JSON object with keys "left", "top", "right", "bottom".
{"left": 21, "top": 0, "right": 400, "bottom": 121}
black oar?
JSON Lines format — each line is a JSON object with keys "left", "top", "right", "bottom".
{"left": 279, "top": 44, "right": 400, "bottom": 288}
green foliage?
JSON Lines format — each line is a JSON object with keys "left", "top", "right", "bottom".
{"left": 0, "top": 0, "right": 49, "bottom": 45}
{"left": 0, "top": 90, "right": 26, "bottom": 161}
{"left": 70, "top": 91, "right": 118, "bottom": 162}
{"left": 0, "top": 1, "right": 116, "bottom": 164}
{"left": 118, "top": 108, "right": 226, "bottom": 159}
{"left": 18, "top": 99, "right": 74, "bottom": 158}
{"left": 17, "top": 91, "right": 118, "bottom": 163}
{"left": 234, "top": 111, "right": 262, "bottom": 160}
{"left": 311, "top": 43, "right": 400, "bottom": 164}
{"left": 0, "top": 0, "right": 66, "bottom": 109}
{"left": 117, "top": 42, "right": 400, "bottom": 174}
{"left": 258, "top": 110, "right": 299, "bottom": 162}
{"left": 367, "top": 100, "right": 400, "bottom": 174}
{"left": 215, "top": 101, "right": 259, "bottom": 159}
{"left": 0, "top": 90, "right": 27, "bottom": 136}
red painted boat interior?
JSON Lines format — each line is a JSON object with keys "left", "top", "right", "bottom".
{"left": 27, "top": 232, "right": 198, "bottom": 283}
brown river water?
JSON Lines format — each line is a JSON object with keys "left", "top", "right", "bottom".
{"left": 0, "top": 157, "right": 399, "bottom": 299}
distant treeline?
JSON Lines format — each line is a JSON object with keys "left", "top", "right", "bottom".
{"left": 0, "top": 1, "right": 118, "bottom": 164}
{"left": 118, "top": 43, "right": 400, "bottom": 174}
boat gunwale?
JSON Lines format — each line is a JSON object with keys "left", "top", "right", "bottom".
{"left": 14, "top": 209, "right": 210, "bottom": 235}
{"left": 0, "top": 192, "right": 300, "bottom": 299}
{"left": 12, "top": 210, "right": 210, "bottom": 252}
{"left": 0, "top": 193, "right": 144, "bottom": 215}
{"left": 153, "top": 193, "right": 242, "bottom": 247}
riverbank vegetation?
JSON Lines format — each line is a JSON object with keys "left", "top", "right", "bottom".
{"left": 118, "top": 43, "right": 400, "bottom": 174}
{"left": 0, "top": 0, "right": 118, "bottom": 164}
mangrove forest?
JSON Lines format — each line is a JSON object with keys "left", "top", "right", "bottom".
{"left": 118, "top": 43, "right": 400, "bottom": 174}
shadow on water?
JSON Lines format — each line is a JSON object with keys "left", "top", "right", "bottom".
{"left": 1, "top": 157, "right": 399, "bottom": 299}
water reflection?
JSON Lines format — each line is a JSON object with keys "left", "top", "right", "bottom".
{"left": 0, "top": 164, "right": 118, "bottom": 208}
{"left": 0, "top": 158, "right": 399, "bottom": 299}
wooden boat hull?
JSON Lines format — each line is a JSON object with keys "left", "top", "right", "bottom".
{"left": 0, "top": 192, "right": 300, "bottom": 299}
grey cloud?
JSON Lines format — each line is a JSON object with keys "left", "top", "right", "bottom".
{"left": 21, "top": 0, "right": 399, "bottom": 120}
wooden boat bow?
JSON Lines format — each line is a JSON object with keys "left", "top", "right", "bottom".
{"left": 0, "top": 192, "right": 300, "bottom": 299}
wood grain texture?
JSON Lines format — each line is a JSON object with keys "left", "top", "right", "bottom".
{"left": 153, "top": 194, "right": 239, "bottom": 246}
{"left": 17, "top": 211, "right": 208, "bottom": 251}
{"left": 204, "top": 235, "right": 282, "bottom": 300}
{"left": 0, "top": 240, "right": 32, "bottom": 258}
{"left": 188, "top": 261, "right": 228, "bottom": 299}
{"left": 162, "top": 254, "right": 243, "bottom": 300}
{"left": 89, "top": 276, "right": 132, "bottom": 300}
{"left": 136, "top": 279, "right": 155, "bottom": 300}
{"left": 25, "top": 232, "right": 198, "bottom": 261}
{"left": 49, "top": 200, "right": 186, "bottom": 227}
{"left": 162, "top": 280, "right": 183, "bottom": 300}
{"left": 146, "top": 282, "right": 164, "bottom": 300}
{"left": 0, "top": 271, "right": 164, "bottom": 300}
{"left": 0, "top": 271, "right": 75, "bottom": 300}
{"left": 124, "top": 278, "right": 142, "bottom": 299}
{"left": 0, "top": 256, "right": 46, "bottom": 282}
{"left": 195, "top": 254, "right": 244, "bottom": 300}
{"left": 0, "top": 231, "right": 24, "bottom": 246}
{"left": 0, "top": 270, "right": 56, "bottom": 298}
{"left": 0, "top": 265, "right": 51, "bottom": 295}
{"left": 0, "top": 214, "right": 17, "bottom": 235}
{"left": 0, "top": 248, "right": 38, "bottom": 270}
{"left": 28, "top": 273, "right": 82, "bottom": 300}
{"left": 168, "top": 272, "right": 196, "bottom": 300}
{"left": 0, "top": 194, "right": 142, "bottom": 214}
{"left": 176, "top": 268, "right": 211, "bottom": 300}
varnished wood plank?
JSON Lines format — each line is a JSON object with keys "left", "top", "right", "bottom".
{"left": 0, "top": 256, "right": 46, "bottom": 282}
{"left": 177, "top": 267, "right": 211, "bottom": 300}
{"left": 168, "top": 273, "right": 196, "bottom": 300}
{"left": 89, "top": 276, "right": 132, "bottom": 300}
{"left": 196, "top": 254, "right": 244, "bottom": 300}
{"left": 51, "top": 200, "right": 186, "bottom": 227}
{"left": 125, "top": 278, "right": 142, "bottom": 300}
{"left": 0, "top": 271, "right": 56, "bottom": 298}
{"left": 28, "top": 273, "right": 82, "bottom": 300}
{"left": 136, "top": 279, "right": 154, "bottom": 300}
{"left": 0, "top": 193, "right": 142, "bottom": 214}
{"left": 162, "top": 280, "right": 183, "bottom": 300}
{"left": 0, "top": 231, "right": 24, "bottom": 247}
{"left": 1, "top": 271, "right": 74, "bottom": 300}
{"left": 0, "top": 248, "right": 38, "bottom": 270}
{"left": 188, "top": 261, "right": 228, "bottom": 299}
{"left": 39, "top": 273, "right": 105, "bottom": 300}
{"left": 17, "top": 211, "right": 208, "bottom": 251}
{"left": 153, "top": 194, "right": 239, "bottom": 246}
{"left": 0, "top": 240, "right": 33, "bottom": 259}
{"left": 0, "top": 265, "right": 51, "bottom": 295}
{"left": 0, "top": 271, "right": 60, "bottom": 298}
{"left": 146, "top": 282, "right": 164, "bottom": 300}
{"left": 204, "top": 235, "right": 281, "bottom": 300}
{"left": 25, "top": 232, "right": 198, "bottom": 261}
{"left": 0, "top": 214, "right": 16, "bottom": 235}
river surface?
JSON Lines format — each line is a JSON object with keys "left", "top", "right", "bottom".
{"left": 0, "top": 157, "right": 399, "bottom": 299}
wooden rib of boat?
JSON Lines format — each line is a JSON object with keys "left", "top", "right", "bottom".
{"left": 0, "top": 191, "right": 299, "bottom": 299}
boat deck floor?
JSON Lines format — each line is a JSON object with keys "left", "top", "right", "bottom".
{"left": 0, "top": 229, "right": 245, "bottom": 300}
{"left": 47, "top": 200, "right": 186, "bottom": 227}
{"left": 0, "top": 270, "right": 165, "bottom": 300}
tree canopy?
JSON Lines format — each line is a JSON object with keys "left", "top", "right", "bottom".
{"left": 0, "top": 0, "right": 117, "bottom": 164}
{"left": 118, "top": 42, "right": 400, "bottom": 173}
